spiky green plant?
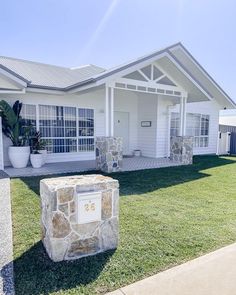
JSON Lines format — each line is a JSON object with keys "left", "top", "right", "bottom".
{"left": 30, "top": 131, "right": 46, "bottom": 154}
{"left": 0, "top": 100, "right": 31, "bottom": 146}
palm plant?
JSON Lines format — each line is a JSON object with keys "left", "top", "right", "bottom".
{"left": 0, "top": 100, "right": 31, "bottom": 146}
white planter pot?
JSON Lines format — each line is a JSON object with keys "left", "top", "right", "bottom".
{"left": 8, "top": 146, "right": 30, "bottom": 168}
{"left": 30, "top": 153, "right": 44, "bottom": 168}
{"left": 39, "top": 149, "right": 47, "bottom": 164}
{"left": 133, "top": 150, "right": 141, "bottom": 157}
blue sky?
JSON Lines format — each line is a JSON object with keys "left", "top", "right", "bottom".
{"left": 1, "top": 0, "right": 236, "bottom": 99}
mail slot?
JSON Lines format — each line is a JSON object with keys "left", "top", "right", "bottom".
{"left": 77, "top": 191, "right": 101, "bottom": 224}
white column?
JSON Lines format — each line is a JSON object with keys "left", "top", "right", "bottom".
{"left": 36, "top": 104, "right": 40, "bottom": 132}
{"left": 105, "top": 85, "right": 109, "bottom": 136}
{"left": 110, "top": 87, "right": 114, "bottom": 136}
{"left": 179, "top": 96, "right": 187, "bottom": 136}
{"left": 179, "top": 96, "right": 184, "bottom": 136}
{"left": 182, "top": 97, "right": 187, "bottom": 136}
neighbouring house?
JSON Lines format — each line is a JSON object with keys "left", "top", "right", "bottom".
{"left": 218, "top": 110, "right": 236, "bottom": 155}
{"left": 0, "top": 42, "right": 235, "bottom": 171}
{"left": 219, "top": 110, "right": 236, "bottom": 131}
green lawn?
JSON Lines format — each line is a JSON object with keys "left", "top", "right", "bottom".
{"left": 12, "top": 156, "right": 236, "bottom": 295}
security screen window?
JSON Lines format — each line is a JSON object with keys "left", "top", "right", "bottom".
{"left": 78, "top": 108, "right": 94, "bottom": 151}
{"left": 21, "top": 104, "right": 37, "bottom": 136}
{"left": 39, "top": 105, "right": 94, "bottom": 153}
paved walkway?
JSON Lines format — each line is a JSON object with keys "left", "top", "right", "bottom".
{"left": 0, "top": 172, "right": 14, "bottom": 295}
{"left": 107, "top": 242, "right": 236, "bottom": 295}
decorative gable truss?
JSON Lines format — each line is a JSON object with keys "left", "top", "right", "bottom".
{"left": 113, "top": 63, "right": 184, "bottom": 97}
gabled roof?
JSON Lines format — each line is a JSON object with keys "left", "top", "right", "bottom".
{"left": 0, "top": 56, "right": 105, "bottom": 89}
{"left": 0, "top": 43, "right": 235, "bottom": 108}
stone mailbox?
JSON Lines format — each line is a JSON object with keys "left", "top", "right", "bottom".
{"left": 40, "top": 175, "right": 119, "bottom": 262}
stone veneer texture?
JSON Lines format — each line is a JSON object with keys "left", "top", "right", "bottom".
{"left": 96, "top": 137, "right": 123, "bottom": 173}
{"left": 40, "top": 174, "right": 119, "bottom": 262}
{"left": 170, "top": 136, "right": 193, "bottom": 165}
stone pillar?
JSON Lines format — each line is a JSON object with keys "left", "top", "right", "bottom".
{"left": 96, "top": 137, "right": 123, "bottom": 173}
{"left": 170, "top": 136, "right": 193, "bottom": 165}
{"left": 40, "top": 175, "right": 119, "bottom": 262}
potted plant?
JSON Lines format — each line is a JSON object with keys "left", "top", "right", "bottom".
{"left": 0, "top": 100, "right": 31, "bottom": 168}
{"left": 30, "top": 131, "right": 46, "bottom": 168}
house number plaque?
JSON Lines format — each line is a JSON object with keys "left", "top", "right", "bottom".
{"left": 77, "top": 192, "right": 101, "bottom": 224}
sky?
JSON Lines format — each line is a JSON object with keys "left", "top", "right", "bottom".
{"left": 1, "top": 0, "right": 236, "bottom": 100}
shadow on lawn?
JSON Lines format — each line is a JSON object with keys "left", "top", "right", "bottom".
{"left": 13, "top": 241, "right": 115, "bottom": 295}
{"left": 20, "top": 155, "right": 236, "bottom": 197}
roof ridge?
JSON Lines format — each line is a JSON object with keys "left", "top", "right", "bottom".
{"left": 0, "top": 55, "right": 72, "bottom": 70}
{"left": 70, "top": 64, "right": 104, "bottom": 70}
{"left": 0, "top": 56, "right": 105, "bottom": 73}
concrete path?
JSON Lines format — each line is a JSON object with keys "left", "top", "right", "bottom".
{"left": 0, "top": 172, "right": 14, "bottom": 295}
{"left": 107, "top": 242, "right": 236, "bottom": 295}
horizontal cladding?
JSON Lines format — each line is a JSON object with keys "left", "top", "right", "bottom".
{"left": 114, "top": 90, "right": 138, "bottom": 154}
{"left": 137, "top": 95, "right": 157, "bottom": 157}
{"left": 156, "top": 98, "right": 171, "bottom": 158}
{"left": 45, "top": 152, "right": 95, "bottom": 163}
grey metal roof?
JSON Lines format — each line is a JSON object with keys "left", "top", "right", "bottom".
{"left": 0, "top": 56, "right": 105, "bottom": 89}
{"left": 0, "top": 43, "right": 235, "bottom": 109}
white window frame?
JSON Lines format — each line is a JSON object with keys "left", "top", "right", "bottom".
{"left": 39, "top": 104, "right": 77, "bottom": 154}
{"left": 22, "top": 103, "right": 95, "bottom": 154}
{"left": 170, "top": 112, "right": 210, "bottom": 148}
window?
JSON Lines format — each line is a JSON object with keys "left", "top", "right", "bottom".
{"left": 39, "top": 105, "right": 94, "bottom": 153}
{"left": 170, "top": 112, "right": 180, "bottom": 136}
{"left": 170, "top": 112, "right": 209, "bottom": 148}
{"left": 39, "top": 105, "right": 77, "bottom": 153}
{"left": 186, "top": 113, "right": 209, "bottom": 147}
{"left": 78, "top": 108, "right": 94, "bottom": 152}
{"left": 21, "top": 104, "right": 36, "bottom": 136}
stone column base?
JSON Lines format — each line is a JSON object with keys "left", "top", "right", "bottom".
{"left": 170, "top": 136, "right": 193, "bottom": 165}
{"left": 96, "top": 137, "right": 123, "bottom": 173}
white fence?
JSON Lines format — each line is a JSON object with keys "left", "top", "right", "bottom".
{"left": 217, "top": 131, "right": 231, "bottom": 155}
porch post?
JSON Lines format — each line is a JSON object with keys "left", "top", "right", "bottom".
{"left": 110, "top": 87, "right": 114, "bottom": 136}
{"left": 105, "top": 85, "right": 114, "bottom": 137}
{"left": 179, "top": 96, "right": 187, "bottom": 136}
{"left": 105, "top": 85, "right": 110, "bottom": 136}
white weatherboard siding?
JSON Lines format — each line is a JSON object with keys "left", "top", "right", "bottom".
{"left": 137, "top": 93, "right": 158, "bottom": 157}
{"left": 156, "top": 96, "right": 174, "bottom": 158}
{"left": 1, "top": 88, "right": 106, "bottom": 166}
{"left": 114, "top": 89, "right": 138, "bottom": 154}
{"left": 172, "top": 100, "right": 221, "bottom": 155}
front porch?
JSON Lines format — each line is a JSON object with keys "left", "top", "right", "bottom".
{"left": 5, "top": 156, "right": 182, "bottom": 178}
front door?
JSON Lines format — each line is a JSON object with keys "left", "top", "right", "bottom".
{"left": 114, "top": 111, "right": 129, "bottom": 155}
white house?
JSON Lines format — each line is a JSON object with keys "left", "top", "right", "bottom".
{"left": 0, "top": 42, "right": 235, "bottom": 171}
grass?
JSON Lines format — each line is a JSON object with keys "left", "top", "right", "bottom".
{"left": 11, "top": 155, "right": 236, "bottom": 295}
